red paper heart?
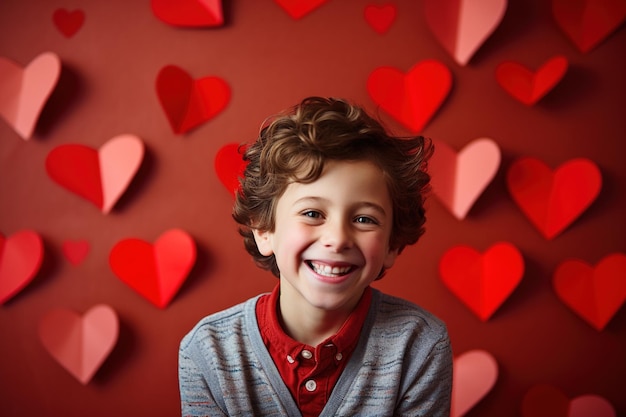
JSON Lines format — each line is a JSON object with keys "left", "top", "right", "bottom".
{"left": 367, "top": 60, "right": 452, "bottom": 133}
{"left": 496, "top": 55, "right": 569, "bottom": 105}
{"left": 552, "top": 0, "right": 626, "bottom": 53}
{"left": 439, "top": 242, "right": 525, "bottom": 321}
{"left": 364, "top": 3, "right": 397, "bottom": 34}
{"left": 0, "top": 230, "right": 44, "bottom": 304}
{"left": 274, "top": 0, "right": 329, "bottom": 19}
{"left": 151, "top": 0, "right": 224, "bottom": 27}
{"left": 38, "top": 304, "right": 119, "bottom": 385}
{"left": 62, "top": 240, "right": 90, "bottom": 266}
{"left": 53, "top": 8, "right": 85, "bottom": 37}
{"left": 214, "top": 143, "right": 248, "bottom": 198}
{"left": 553, "top": 253, "right": 626, "bottom": 331}
{"left": 521, "top": 384, "right": 616, "bottom": 417}
{"left": 156, "top": 65, "right": 230, "bottom": 134}
{"left": 109, "top": 229, "right": 196, "bottom": 308}
{"left": 507, "top": 157, "right": 602, "bottom": 240}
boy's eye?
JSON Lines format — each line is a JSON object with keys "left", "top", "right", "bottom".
{"left": 302, "top": 210, "right": 322, "bottom": 218}
{"left": 355, "top": 216, "right": 378, "bottom": 225}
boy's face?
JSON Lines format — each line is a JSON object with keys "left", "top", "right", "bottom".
{"left": 253, "top": 160, "right": 398, "bottom": 316}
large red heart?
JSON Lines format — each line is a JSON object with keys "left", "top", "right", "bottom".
{"left": 506, "top": 157, "right": 602, "bottom": 240}
{"left": 364, "top": 3, "right": 397, "bottom": 34}
{"left": 109, "top": 229, "right": 196, "bottom": 308}
{"left": 214, "top": 143, "right": 248, "bottom": 198}
{"left": 0, "top": 230, "right": 44, "bottom": 304}
{"left": 38, "top": 304, "right": 119, "bottom": 385}
{"left": 45, "top": 134, "right": 144, "bottom": 213}
{"left": 439, "top": 242, "right": 525, "bottom": 321}
{"left": 52, "top": 8, "right": 85, "bottom": 38}
{"left": 151, "top": 0, "right": 224, "bottom": 27}
{"left": 552, "top": 0, "right": 626, "bottom": 53}
{"left": 553, "top": 253, "right": 626, "bottom": 331}
{"left": 496, "top": 55, "right": 569, "bottom": 106}
{"left": 521, "top": 384, "right": 616, "bottom": 417}
{"left": 156, "top": 65, "right": 230, "bottom": 134}
{"left": 274, "top": 0, "right": 329, "bottom": 19}
{"left": 367, "top": 60, "right": 452, "bottom": 133}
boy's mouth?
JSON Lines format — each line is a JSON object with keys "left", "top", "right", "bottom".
{"left": 306, "top": 261, "right": 355, "bottom": 277}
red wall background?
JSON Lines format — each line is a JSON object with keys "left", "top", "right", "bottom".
{"left": 1, "top": 1, "right": 624, "bottom": 416}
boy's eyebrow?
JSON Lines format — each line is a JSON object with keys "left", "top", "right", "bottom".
{"left": 293, "top": 197, "right": 389, "bottom": 217}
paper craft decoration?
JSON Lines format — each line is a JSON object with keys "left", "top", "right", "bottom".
{"left": 45, "top": 134, "right": 144, "bottom": 214}
{"left": 553, "top": 253, "right": 626, "bottom": 331}
{"left": 429, "top": 138, "right": 501, "bottom": 219}
{"left": 496, "top": 55, "right": 569, "bottom": 105}
{"left": 53, "top": 8, "right": 85, "bottom": 37}
{"left": 364, "top": 3, "right": 397, "bottom": 34}
{"left": 215, "top": 143, "right": 248, "bottom": 198}
{"left": 38, "top": 304, "right": 119, "bottom": 385}
{"left": 109, "top": 229, "right": 196, "bottom": 308}
{"left": 367, "top": 60, "right": 452, "bottom": 133}
{"left": 452, "top": 350, "right": 498, "bottom": 417}
{"left": 0, "top": 52, "right": 61, "bottom": 140}
{"left": 151, "top": 0, "right": 224, "bottom": 27}
{"left": 424, "top": 0, "right": 507, "bottom": 66}
{"left": 439, "top": 242, "right": 524, "bottom": 321}
{"left": 521, "top": 384, "right": 616, "bottom": 417}
{"left": 274, "top": 0, "right": 329, "bottom": 19}
{"left": 156, "top": 65, "right": 230, "bottom": 134}
{"left": 507, "top": 157, "right": 602, "bottom": 240}
{"left": 0, "top": 230, "right": 43, "bottom": 304}
{"left": 552, "top": 0, "right": 626, "bottom": 53}
{"left": 62, "top": 239, "right": 90, "bottom": 266}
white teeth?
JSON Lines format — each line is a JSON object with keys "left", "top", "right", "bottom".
{"left": 310, "top": 262, "right": 351, "bottom": 277}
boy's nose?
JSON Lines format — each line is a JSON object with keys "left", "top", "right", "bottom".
{"left": 321, "top": 220, "right": 353, "bottom": 252}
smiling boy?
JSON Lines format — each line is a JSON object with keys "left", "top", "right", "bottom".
{"left": 179, "top": 97, "right": 452, "bottom": 416}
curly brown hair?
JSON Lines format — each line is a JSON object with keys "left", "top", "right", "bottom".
{"left": 232, "top": 97, "right": 433, "bottom": 277}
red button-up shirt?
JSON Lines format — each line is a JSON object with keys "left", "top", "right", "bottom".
{"left": 256, "top": 284, "right": 372, "bottom": 417}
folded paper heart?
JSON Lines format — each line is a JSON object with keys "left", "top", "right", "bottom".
{"left": 507, "top": 157, "right": 602, "bottom": 240}
{"left": 430, "top": 138, "right": 501, "bottom": 219}
{"left": 424, "top": 0, "right": 507, "bottom": 65}
{"left": 364, "top": 3, "right": 397, "bottom": 34}
{"left": 367, "top": 60, "right": 452, "bottom": 133}
{"left": 109, "top": 229, "right": 196, "bottom": 308}
{"left": 215, "top": 143, "right": 248, "bottom": 198}
{"left": 0, "top": 230, "right": 44, "bottom": 304}
{"left": 156, "top": 65, "right": 230, "bottom": 134}
{"left": 274, "top": 0, "right": 329, "bottom": 19}
{"left": 553, "top": 253, "right": 626, "bottom": 331}
{"left": 0, "top": 52, "right": 61, "bottom": 140}
{"left": 552, "top": 0, "right": 626, "bottom": 53}
{"left": 496, "top": 56, "right": 568, "bottom": 105}
{"left": 53, "top": 8, "right": 85, "bottom": 37}
{"left": 439, "top": 242, "right": 524, "bottom": 321}
{"left": 45, "top": 134, "right": 144, "bottom": 214}
{"left": 62, "top": 239, "right": 90, "bottom": 266}
{"left": 452, "top": 350, "right": 498, "bottom": 417}
{"left": 38, "top": 304, "right": 119, "bottom": 385}
{"left": 151, "top": 0, "right": 224, "bottom": 27}
{"left": 521, "top": 384, "right": 616, "bottom": 417}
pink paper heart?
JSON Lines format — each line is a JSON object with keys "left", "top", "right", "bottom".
{"left": 38, "top": 304, "right": 119, "bottom": 385}
{"left": 0, "top": 230, "right": 44, "bottom": 304}
{"left": 522, "top": 384, "right": 616, "bottom": 417}
{"left": 430, "top": 138, "right": 501, "bottom": 219}
{"left": 62, "top": 240, "right": 90, "bottom": 266}
{"left": 0, "top": 52, "right": 61, "bottom": 139}
{"left": 424, "top": 0, "right": 508, "bottom": 65}
{"left": 452, "top": 350, "right": 498, "bottom": 417}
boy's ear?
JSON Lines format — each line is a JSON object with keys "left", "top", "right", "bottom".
{"left": 383, "top": 248, "right": 399, "bottom": 269}
{"left": 252, "top": 229, "right": 274, "bottom": 256}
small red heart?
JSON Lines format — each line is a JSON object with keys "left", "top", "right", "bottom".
{"left": 156, "top": 65, "right": 230, "bottom": 134}
{"left": 0, "top": 230, "right": 44, "bottom": 304}
{"left": 214, "top": 143, "right": 248, "bottom": 198}
{"left": 552, "top": 0, "right": 626, "bottom": 53}
{"left": 62, "top": 240, "right": 90, "bottom": 266}
{"left": 109, "top": 229, "right": 196, "bottom": 308}
{"left": 53, "top": 8, "right": 85, "bottom": 38}
{"left": 364, "top": 3, "right": 397, "bottom": 34}
{"left": 367, "top": 60, "right": 452, "bottom": 133}
{"left": 506, "top": 157, "right": 602, "bottom": 240}
{"left": 439, "top": 242, "right": 525, "bottom": 321}
{"left": 553, "top": 253, "right": 626, "bottom": 331}
{"left": 496, "top": 55, "right": 569, "bottom": 106}
{"left": 521, "top": 384, "right": 617, "bottom": 417}
{"left": 274, "top": 0, "right": 329, "bottom": 19}
{"left": 151, "top": 0, "right": 224, "bottom": 27}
